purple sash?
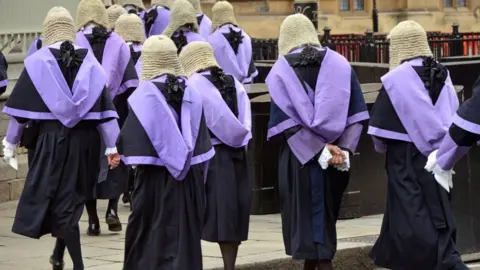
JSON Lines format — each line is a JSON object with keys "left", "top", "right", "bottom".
{"left": 75, "top": 31, "right": 131, "bottom": 98}
{"left": 126, "top": 75, "right": 203, "bottom": 180}
{"left": 135, "top": 57, "right": 142, "bottom": 77}
{"left": 8, "top": 46, "right": 115, "bottom": 127}
{"left": 208, "top": 24, "right": 253, "bottom": 83}
{"left": 266, "top": 47, "right": 351, "bottom": 164}
{"left": 188, "top": 71, "right": 251, "bottom": 147}
{"left": 369, "top": 58, "right": 459, "bottom": 156}
{"left": 197, "top": 14, "right": 212, "bottom": 39}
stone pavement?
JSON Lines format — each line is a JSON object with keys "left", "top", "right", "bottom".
{"left": 0, "top": 200, "right": 383, "bottom": 270}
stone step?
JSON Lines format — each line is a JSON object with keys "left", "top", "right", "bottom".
{"left": 0, "top": 154, "right": 28, "bottom": 203}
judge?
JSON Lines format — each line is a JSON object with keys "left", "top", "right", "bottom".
{"left": 122, "top": 0, "right": 145, "bottom": 14}
{"left": 120, "top": 35, "right": 214, "bottom": 270}
{"left": 208, "top": 1, "right": 257, "bottom": 84}
{"left": 186, "top": 0, "right": 212, "bottom": 39}
{"left": 162, "top": 0, "right": 205, "bottom": 54}
{"left": 179, "top": 41, "right": 252, "bottom": 270}
{"left": 107, "top": 4, "right": 127, "bottom": 30}
{"left": 2, "top": 7, "right": 121, "bottom": 270}
{"left": 368, "top": 21, "right": 468, "bottom": 270}
{"left": 266, "top": 14, "right": 369, "bottom": 270}
{"left": 142, "top": 0, "right": 173, "bottom": 37}
{"left": 75, "top": 0, "right": 139, "bottom": 236}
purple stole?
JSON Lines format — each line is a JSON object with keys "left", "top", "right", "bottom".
{"left": 173, "top": 30, "right": 205, "bottom": 43}
{"left": 75, "top": 30, "right": 133, "bottom": 98}
{"left": 125, "top": 75, "right": 204, "bottom": 180}
{"left": 208, "top": 24, "right": 255, "bottom": 84}
{"left": 3, "top": 46, "right": 117, "bottom": 127}
{"left": 26, "top": 37, "right": 42, "bottom": 57}
{"left": 148, "top": 7, "right": 171, "bottom": 37}
{"left": 368, "top": 58, "right": 459, "bottom": 156}
{"left": 135, "top": 57, "right": 142, "bottom": 77}
{"left": 266, "top": 48, "right": 351, "bottom": 165}
{"left": 188, "top": 71, "right": 252, "bottom": 147}
{"left": 197, "top": 14, "right": 212, "bottom": 40}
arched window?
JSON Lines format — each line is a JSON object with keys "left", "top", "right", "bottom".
{"left": 444, "top": 0, "right": 467, "bottom": 8}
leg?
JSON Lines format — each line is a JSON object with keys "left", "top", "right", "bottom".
{"left": 303, "top": 260, "right": 318, "bottom": 270}
{"left": 50, "top": 238, "right": 66, "bottom": 270}
{"left": 63, "top": 226, "right": 84, "bottom": 270}
{"left": 317, "top": 260, "right": 333, "bottom": 270}
{"left": 106, "top": 198, "right": 122, "bottom": 232}
{"left": 85, "top": 199, "right": 100, "bottom": 236}
{"left": 219, "top": 242, "right": 240, "bottom": 270}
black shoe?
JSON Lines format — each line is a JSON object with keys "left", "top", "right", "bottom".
{"left": 122, "top": 192, "right": 130, "bottom": 204}
{"left": 106, "top": 211, "right": 122, "bottom": 232}
{"left": 87, "top": 221, "right": 101, "bottom": 236}
{"left": 50, "top": 255, "right": 64, "bottom": 270}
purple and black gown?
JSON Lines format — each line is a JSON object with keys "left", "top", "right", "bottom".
{"left": 120, "top": 74, "right": 214, "bottom": 270}
{"left": 142, "top": 5, "right": 170, "bottom": 37}
{"left": 266, "top": 46, "right": 369, "bottom": 260}
{"left": 434, "top": 78, "right": 480, "bottom": 173}
{"left": 76, "top": 26, "right": 139, "bottom": 201}
{"left": 0, "top": 51, "right": 7, "bottom": 96}
{"left": 3, "top": 43, "right": 119, "bottom": 266}
{"left": 208, "top": 24, "right": 257, "bottom": 84}
{"left": 368, "top": 57, "right": 466, "bottom": 270}
{"left": 187, "top": 67, "right": 252, "bottom": 243}
{"left": 26, "top": 37, "right": 43, "bottom": 57}
{"left": 196, "top": 13, "right": 212, "bottom": 40}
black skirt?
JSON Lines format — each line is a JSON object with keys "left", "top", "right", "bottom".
{"left": 278, "top": 143, "right": 349, "bottom": 260}
{"left": 123, "top": 164, "right": 205, "bottom": 270}
{"left": 202, "top": 144, "right": 252, "bottom": 243}
{"left": 370, "top": 141, "right": 463, "bottom": 270}
{"left": 12, "top": 121, "right": 100, "bottom": 239}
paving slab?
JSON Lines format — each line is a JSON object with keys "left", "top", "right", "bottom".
{"left": 0, "top": 200, "right": 383, "bottom": 269}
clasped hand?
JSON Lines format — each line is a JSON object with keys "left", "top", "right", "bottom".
{"left": 326, "top": 144, "right": 346, "bottom": 165}
{"left": 107, "top": 153, "right": 121, "bottom": 169}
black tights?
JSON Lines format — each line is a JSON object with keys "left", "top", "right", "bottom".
{"left": 304, "top": 260, "right": 333, "bottom": 270}
{"left": 85, "top": 198, "right": 119, "bottom": 222}
{"left": 52, "top": 226, "right": 84, "bottom": 270}
{"left": 219, "top": 241, "right": 240, "bottom": 270}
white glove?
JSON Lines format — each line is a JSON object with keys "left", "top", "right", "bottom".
{"left": 425, "top": 150, "right": 454, "bottom": 192}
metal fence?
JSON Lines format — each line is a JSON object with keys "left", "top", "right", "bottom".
{"left": 252, "top": 23, "right": 480, "bottom": 63}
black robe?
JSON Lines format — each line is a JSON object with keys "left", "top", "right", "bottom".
{"left": 85, "top": 31, "right": 139, "bottom": 200}
{"left": 268, "top": 50, "right": 367, "bottom": 260}
{"left": 369, "top": 64, "right": 465, "bottom": 270}
{"left": 8, "top": 48, "right": 117, "bottom": 239}
{"left": 200, "top": 73, "right": 252, "bottom": 243}
{"left": 120, "top": 82, "right": 212, "bottom": 270}
{"left": 0, "top": 51, "right": 7, "bottom": 96}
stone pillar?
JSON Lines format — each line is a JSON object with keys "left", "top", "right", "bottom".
{"left": 293, "top": 0, "right": 318, "bottom": 29}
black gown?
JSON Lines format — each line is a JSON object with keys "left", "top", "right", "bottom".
{"left": 9, "top": 48, "right": 117, "bottom": 239}
{"left": 120, "top": 81, "right": 212, "bottom": 270}
{"left": 369, "top": 64, "right": 465, "bottom": 270}
{"left": 84, "top": 29, "right": 138, "bottom": 200}
{"left": 0, "top": 51, "right": 7, "bottom": 96}
{"left": 201, "top": 73, "right": 252, "bottom": 243}
{"left": 268, "top": 50, "right": 367, "bottom": 260}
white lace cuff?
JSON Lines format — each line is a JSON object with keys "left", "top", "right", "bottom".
{"left": 317, "top": 147, "right": 351, "bottom": 172}
{"left": 2, "top": 138, "right": 16, "bottom": 158}
{"left": 318, "top": 147, "right": 332, "bottom": 170}
{"left": 425, "top": 150, "right": 454, "bottom": 192}
{"left": 105, "top": 147, "right": 118, "bottom": 155}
